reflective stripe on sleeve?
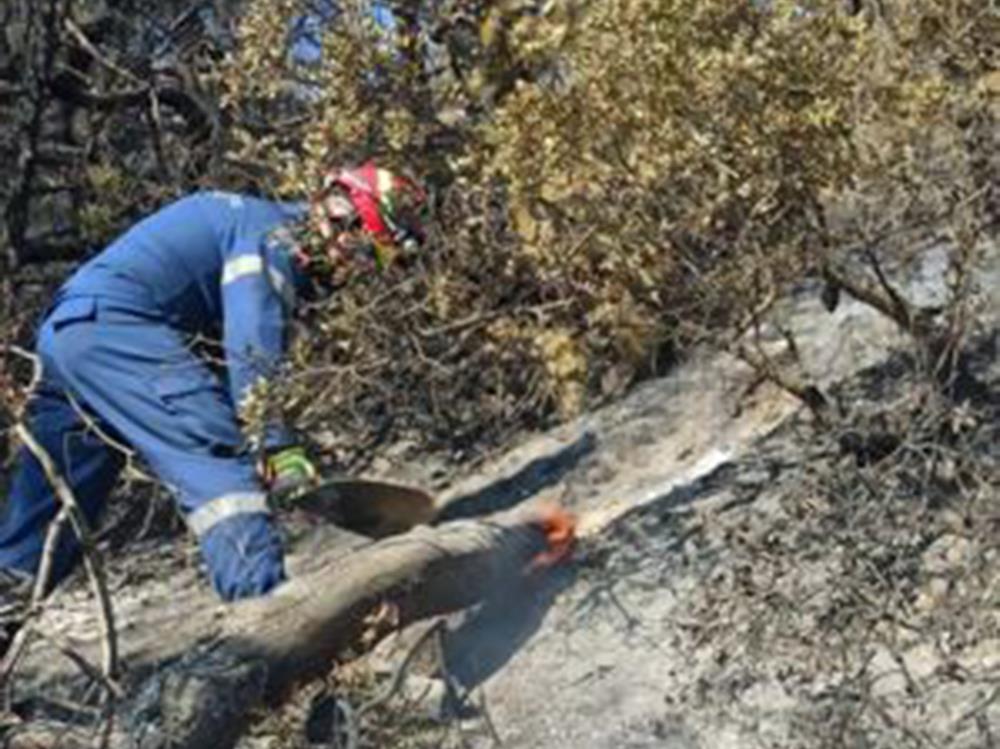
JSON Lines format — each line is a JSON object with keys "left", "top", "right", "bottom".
{"left": 222, "top": 255, "right": 264, "bottom": 285}
{"left": 187, "top": 491, "right": 270, "bottom": 537}
{"left": 222, "top": 254, "right": 295, "bottom": 309}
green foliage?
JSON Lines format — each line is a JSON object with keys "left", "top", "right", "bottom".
{"left": 220, "top": 0, "right": 996, "bottom": 463}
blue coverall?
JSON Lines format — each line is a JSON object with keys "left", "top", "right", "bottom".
{"left": 0, "top": 191, "right": 308, "bottom": 600}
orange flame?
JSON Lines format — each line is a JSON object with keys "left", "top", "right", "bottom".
{"left": 528, "top": 504, "right": 577, "bottom": 571}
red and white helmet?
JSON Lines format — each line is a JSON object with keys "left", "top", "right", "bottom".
{"left": 322, "top": 162, "right": 428, "bottom": 251}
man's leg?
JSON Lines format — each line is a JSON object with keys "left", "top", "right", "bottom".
{"left": 0, "top": 376, "right": 124, "bottom": 654}
{"left": 0, "top": 380, "right": 124, "bottom": 587}
{"left": 43, "top": 299, "right": 285, "bottom": 601}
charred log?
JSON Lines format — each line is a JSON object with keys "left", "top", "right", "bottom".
{"left": 8, "top": 508, "right": 553, "bottom": 749}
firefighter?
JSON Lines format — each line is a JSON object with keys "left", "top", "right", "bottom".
{"left": 0, "top": 164, "right": 428, "bottom": 612}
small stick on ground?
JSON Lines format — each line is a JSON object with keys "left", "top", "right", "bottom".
{"left": 358, "top": 619, "right": 447, "bottom": 719}
{"left": 0, "top": 506, "right": 70, "bottom": 696}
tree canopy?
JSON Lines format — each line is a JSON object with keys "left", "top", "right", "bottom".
{"left": 2, "top": 0, "right": 997, "bottom": 463}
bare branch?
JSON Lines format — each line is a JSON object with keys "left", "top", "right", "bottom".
{"left": 11, "top": 421, "right": 120, "bottom": 682}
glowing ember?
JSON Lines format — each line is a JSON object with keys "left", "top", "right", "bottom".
{"left": 528, "top": 504, "right": 577, "bottom": 571}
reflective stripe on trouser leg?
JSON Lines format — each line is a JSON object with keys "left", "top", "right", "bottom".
{"left": 187, "top": 492, "right": 270, "bottom": 537}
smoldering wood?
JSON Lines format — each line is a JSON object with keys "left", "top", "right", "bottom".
{"left": 8, "top": 508, "right": 550, "bottom": 749}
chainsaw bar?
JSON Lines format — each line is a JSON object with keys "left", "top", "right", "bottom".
{"left": 290, "top": 478, "right": 437, "bottom": 538}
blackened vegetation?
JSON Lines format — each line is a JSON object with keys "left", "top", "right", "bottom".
{"left": 1, "top": 0, "right": 233, "bottom": 355}
{"left": 3, "top": 0, "right": 227, "bottom": 261}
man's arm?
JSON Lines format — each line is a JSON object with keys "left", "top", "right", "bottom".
{"left": 220, "top": 239, "right": 298, "bottom": 451}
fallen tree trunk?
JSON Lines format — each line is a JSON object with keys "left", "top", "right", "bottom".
{"left": 7, "top": 507, "right": 554, "bottom": 749}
